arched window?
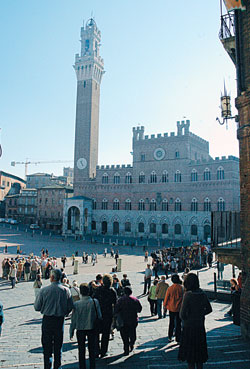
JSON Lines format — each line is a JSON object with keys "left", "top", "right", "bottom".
{"left": 113, "top": 198, "right": 120, "bottom": 210}
{"left": 162, "top": 223, "right": 168, "bottom": 234}
{"left": 217, "top": 166, "right": 225, "bottom": 180}
{"left": 139, "top": 172, "right": 145, "bottom": 184}
{"left": 125, "top": 172, "right": 132, "bottom": 184}
{"left": 175, "top": 150, "right": 180, "bottom": 158}
{"left": 101, "top": 199, "right": 108, "bottom": 210}
{"left": 114, "top": 173, "right": 120, "bottom": 184}
{"left": 91, "top": 220, "right": 96, "bottom": 231}
{"left": 175, "top": 224, "right": 181, "bottom": 234}
{"left": 138, "top": 199, "right": 145, "bottom": 211}
{"left": 150, "top": 171, "right": 157, "bottom": 183}
{"left": 175, "top": 170, "right": 181, "bottom": 183}
{"left": 191, "top": 169, "right": 198, "bottom": 182}
{"left": 204, "top": 198, "right": 211, "bottom": 212}
{"left": 138, "top": 222, "right": 144, "bottom": 232}
{"left": 125, "top": 222, "right": 131, "bottom": 232}
{"left": 191, "top": 198, "right": 198, "bottom": 212}
{"left": 204, "top": 168, "right": 211, "bottom": 181}
{"left": 150, "top": 199, "right": 156, "bottom": 211}
{"left": 191, "top": 224, "right": 198, "bottom": 236}
{"left": 92, "top": 199, "right": 97, "bottom": 210}
{"left": 125, "top": 199, "right": 132, "bottom": 211}
{"left": 175, "top": 198, "right": 182, "bottom": 211}
{"left": 217, "top": 197, "right": 225, "bottom": 211}
{"left": 162, "top": 199, "right": 168, "bottom": 211}
{"left": 102, "top": 173, "right": 108, "bottom": 184}
{"left": 162, "top": 170, "right": 168, "bottom": 183}
{"left": 150, "top": 223, "right": 156, "bottom": 233}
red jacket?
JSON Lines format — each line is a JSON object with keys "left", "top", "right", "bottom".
{"left": 163, "top": 283, "right": 183, "bottom": 312}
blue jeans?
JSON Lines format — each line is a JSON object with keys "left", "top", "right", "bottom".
{"left": 157, "top": 299, "right": 164, "bottom": 318}
{"left": 42, "top": 315, "right": 64, "bottom": 369}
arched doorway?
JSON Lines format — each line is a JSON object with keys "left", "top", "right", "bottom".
{"left": 113, "top": 221, "right": 119, "bottom": 235}
{"left": 102, "top": 221, "right": 107, "bottom": 234}
{"left": 204, "top": 224, "right": 211, "bottom": 240}
{"left": 138, "top": 222, "right": 144, "bottom": 233}
{"left": 67, "top": 206, "right": 80, "bottom": 233}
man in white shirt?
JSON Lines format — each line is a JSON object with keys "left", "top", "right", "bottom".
{"left": 144, "top": 264, "right": 152, "bottom": 295}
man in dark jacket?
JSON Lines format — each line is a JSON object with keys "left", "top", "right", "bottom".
{"left": 93, "top": 274, "right": 117, "bottom": 357}
{"left": 115, "top": 286, "right": 142, "bottom": 356}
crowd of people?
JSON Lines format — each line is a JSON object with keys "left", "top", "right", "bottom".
{"left": 0, "top": 243, "right": 243, "bottom": 369}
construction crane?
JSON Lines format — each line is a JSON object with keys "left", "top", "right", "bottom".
{"left": 11, "top": 159, "right": 73, "bottom": 179}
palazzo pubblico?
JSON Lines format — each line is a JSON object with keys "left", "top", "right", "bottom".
{"left": 63, "top": 19, "right": 240, "bottom": 244}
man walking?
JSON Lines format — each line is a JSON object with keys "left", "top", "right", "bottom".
{"left": 163, "top": 274, "right": 183, "bottom": 343}
{"left": 156, "top": 275, "right": 169, "bottom": 319}
{"left": 34, "top": 269, "right": 74, "bottom": 369}
{"left": 143, "top": 264, "right": 152, "bottom": 295}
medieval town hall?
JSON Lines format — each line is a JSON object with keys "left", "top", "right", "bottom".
{"left": 63, "top": 19, "right": 240, "bottom": 243}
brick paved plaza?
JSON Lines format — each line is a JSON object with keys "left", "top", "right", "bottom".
{"left": 0, "top": 228, "right": 250, "bottom": 369}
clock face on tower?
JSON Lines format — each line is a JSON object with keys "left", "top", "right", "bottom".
{"left": 154, "top": 148, "right": 165, "bottom": 161}
{"left": 77, "top": 158, "right": 87, "bottom": 170}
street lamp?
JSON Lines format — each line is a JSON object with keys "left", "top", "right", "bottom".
{"left": 216, "top": 83, "right": 238, "bottom": 127}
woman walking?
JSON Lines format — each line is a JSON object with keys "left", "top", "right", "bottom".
{"left": 9, "top": 264, "right": 17, "bottom": 288}
{"left": 148, "top": 279, "right": 158, "bottom": 316}
{"left": 70, "top": 283, "right": 102, "bottom": 369}
{"left": 178, "top": 273, "right": 212, "bottom": 369}
{"left": 33, "top": 274, "right": 42, "bottom": 298}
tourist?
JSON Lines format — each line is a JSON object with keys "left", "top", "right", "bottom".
{"left": 24, "top": 258, "right": 31, "bottom": 282}
{"left": 163, "top": 274, "right": 183, "bottom": 343}
{"left": 144, "top": 250, "right": 149, "bottom": 262}
{"left": 9, "top": 263, "right": 17, "bottom": 288}
{"left": 70, "top": 280, "right": 80, "bottom": 302}
{"left": 33, "top": 274, "right": 43, "bottom": 298}
{"left": 143, "top": 264, "right": 152, "bottom": 295}
{"left": 89, "top": 274, "right": 103, "bottom": 297}
{"left": 148, "top": 279, "right": 158, "bottom": 316}
{"left": 34, "top": 269, "right": 74, "bottom": 369}
{"left": 93, "top": 274, "right": 117, "bottom": 357}
{"left": 155, "top": 275, "right": 169, "bottom": 319}
{"left": 70, "top": 283, "right": 102, "bottom": 369}
{"left": 178, "top": 273, "right": 212, "bottom": 369}
{"left": 237, "top": 272, "right": 242, "bottom": 289}
{"left": 231, "top": 278, "right": 241, "bottom": 326}
{"left": 112, "top": 276, "right": 123, "bottom": 297}
{"left": 114, "top": 286, "right": 142, "bottom": 355}
{"left": 115, "top": 250, "right": 119, "bottom": 265}
{"left": 121, "top": 274, "right": 131, "bottom": 288}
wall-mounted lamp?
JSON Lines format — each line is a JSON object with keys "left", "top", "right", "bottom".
{"left": 216, "top": 83, "right": 238, "bottom": 128}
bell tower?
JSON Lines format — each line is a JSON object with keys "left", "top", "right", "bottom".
{"left": 73, "top": 19, "right": 104, "bottom": 192}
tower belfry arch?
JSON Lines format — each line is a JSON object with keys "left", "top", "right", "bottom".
{"left": 73, "top": 18, "right": 104, "bottom": 193}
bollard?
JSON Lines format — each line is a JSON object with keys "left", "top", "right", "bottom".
{"left": 116, "top": 239, "right": 118, "bottom": 245}
{"left": 135, "top": 240, "right": 138, "bottom": 246}
{"left": 109, "top": 239, "right": 111, "bottom": 245}
{"left": 117, "top": 258, "right": 122, "bottom": 272}
{"left": 73, "top": 259, "right": 79, "bottom": 274}
{"left": 123, "top": 240, "right": 125, "bottom": 246}
{"left": 40, "top": 231, "right": 42, "bottom": 236}
{"left": 103, "top": 238, "right": 105, "bottom": 244}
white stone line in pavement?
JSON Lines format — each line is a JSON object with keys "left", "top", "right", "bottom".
{"left": 224, "top": 350, "right": 250, "bottom": 354}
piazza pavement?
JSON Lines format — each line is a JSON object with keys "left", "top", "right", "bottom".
{"left": 0, "top": 227, "right": 250, "bottom": 369}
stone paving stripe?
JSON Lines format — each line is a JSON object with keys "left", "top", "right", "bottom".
{"left": 224, "top": 350, "right": 250, "bottom": 354}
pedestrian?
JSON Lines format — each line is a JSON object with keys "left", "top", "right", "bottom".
{"left": 72, "top": 254, "right": 75, "bottom": 266}
{"left": 9, "top": 263, "right": 17, "bottom": 288}
{"left": 114, "top": 286, "right": 142, "bottom": 356}
{"left": 34, "top": 269, "right": 74, "bottom": 369}
{"left": 61, "top": 255, "right": 67, "bottom": 268}
{"left": 24, "top": 258, "right": 31, "bottom": 282}
{"left": 148, "top": 279, "right": 158, "bottom": 316}
{"left": 4, "top": 245, "right": 7, "bottom": 253}
{"left": 70, "top": 280, "right": 80, "bottom": 302}
{"left": 93, "top": 274, "right": 117, "bottom": 358}
{"left": 163, "top": 274, "right": 183, "bottom": 343}
{"left": 217, "top": 261, "right": 224, "bottom": 280}
{"left": 144, "top": 250, "right": 148, "bottom": 262}
{"left": 17, "top": 260, "right": 23, "bottom": 281}
{"left": 115, "top": 251, "right": 119, "bottom": 265}
{"left": 143, "top": 264, "right": 152, "bottom": 295}
{"left": 178, "top": 273, "right": 212, "bottom": 369}
{"left": 33, "top": 274, "right": 43, "bottom": 298}
{"left": 121, "top": 274, "right": 131, "bottom": 289}
{"left": 0, "top": 301, "right": 4, "bottom": 337}
{"left": 231, "top": 279, "right": 241, "bottom": 326}
{"left": 155, "top": 275, "right": 169, "bottom": 319}
{"left": 70, "top": 283, "right": 102, "bottom": 369}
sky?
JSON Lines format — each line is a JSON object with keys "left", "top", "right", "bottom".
{"left": 0, "top": 0, "right": 239, "bottom": 180}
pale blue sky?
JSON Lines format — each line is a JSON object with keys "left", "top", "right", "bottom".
{"left": 0, "top": 0, "right": 238, "bottom": 180}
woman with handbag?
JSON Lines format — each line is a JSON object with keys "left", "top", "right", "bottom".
{"left": 70, "top": 283, "right": 102, "bottom": 369}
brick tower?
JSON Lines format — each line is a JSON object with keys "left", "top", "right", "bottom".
{"left": 73, "top": 19, "right": 104, "bottom": 193}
